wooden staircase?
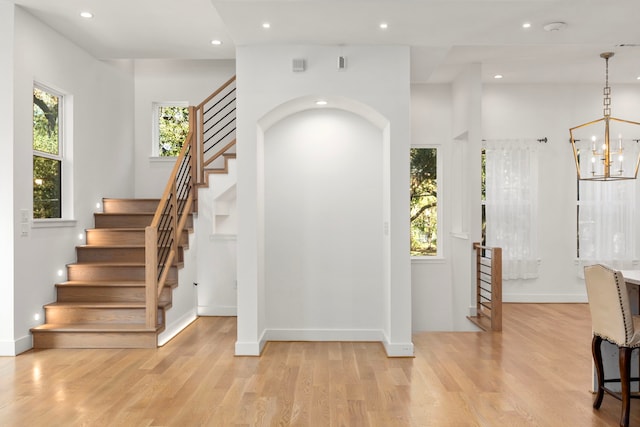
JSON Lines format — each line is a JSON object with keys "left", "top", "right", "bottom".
{"left": 30, "top": 75, "right": 237, "bottom": 349}
{"left": 30, "top": 198, "right": 191, "bottom": 348}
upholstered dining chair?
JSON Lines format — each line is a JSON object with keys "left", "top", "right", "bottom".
{"left": 584, "top": 264, "right": 640, "bottom": 427}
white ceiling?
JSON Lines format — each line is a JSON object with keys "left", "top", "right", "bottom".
{"left": 10, "top": 0, "right": 640, "bottom": 84}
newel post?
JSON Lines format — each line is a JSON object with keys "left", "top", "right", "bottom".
{"left": 145, "top": 225, "right": 158, "bottom": 329}
{"left": 491, "top": 247, "right": 503, "bottom": 331}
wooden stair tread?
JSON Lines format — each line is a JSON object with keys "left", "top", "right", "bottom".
{"left": 204, "top": 168, "right": 230, "bottom": 174}
{"left": 103, "top": 198, "right": 160, "bottom": 202}
{"left": 31, "top": 323, "right": 159, "bottom": 333}
{"left": 467, "top": 315, "right": 493, "bottom": 332}
{"left": 76, "top": 244, "right": 177, "bottom": 250}
{"left": 95, "top": 212, "right": 155, "bottom": 215}
{"left": 57, "top": 280, "right": 177, "bottom": 288}
{"left": 77, "top": 245, "right": 146, "bottom": 249}
{"left": 86, "top": 227, "right": 193, "bottom": 232}
{"left": 68, "top": 261, "right": 164, "bottom": 266}
{"left": 67, "top": 262, "right": 183, "bottom": 268}
{"left": 44, "top": 301, "right": 171, "bottom": 309}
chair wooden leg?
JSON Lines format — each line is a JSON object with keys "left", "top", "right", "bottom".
{"left": 592, "top": 335, "right": 605, "bottom": 409}
{"left": 619, "top": 346, "right": 632, "bottom": 427}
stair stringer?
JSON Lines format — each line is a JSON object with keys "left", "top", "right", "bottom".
{"left": 157, "top": 214, "right": 199, "bottom": 346}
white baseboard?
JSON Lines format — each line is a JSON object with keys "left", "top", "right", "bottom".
{"left": 0, "top": 334, "right": 32, "bottom": 356}
{"left": 0, "top": 340, "right": 16, "bottom": 356}
{"left": 234, "top": 329, "right": 414, "bottom": 358}
{"left": 503, "top": 293, "right": 588, "bottom": 303}
{"left": 197, "top": 305, "right": 237, "bottom": 316}
{"left": 382, "top": 340, "right": 415, "bottom": 357}
{"left": 263, "top": 328, "right": 384, "bottom": 342}
{"left": 381, "top": 331, "right": 414, "bottom": 357}
{"left": 235, "top": 330, "right": 266, "bottom": 356}
{"left": 158, "top": 310, "right": 197, "bottom": 346}
{"left": 15, "top": 334, "right": 32, "bottom": 355}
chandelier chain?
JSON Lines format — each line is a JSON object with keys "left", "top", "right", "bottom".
{"left": 603, "top": 54, "right": 611, "bottom": 117}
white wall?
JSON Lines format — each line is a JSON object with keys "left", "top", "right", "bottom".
{"left": 264, "top": 108, "right": 384, "bottom": 335}
{"left": 236, "top": 45, "right": 413, "bottom": 356}
{"left": 450, "top": 65, "right": 484, "bottom": 330}
{"left": 0, "top": 1, "right": 16, "bottom": 355}
{"left": 196, "top": 159, "right": 238, "bottom": 316}
{"left": 410, "top": 84, "right": 455, "bottom": 331}
{"left": 133, "top": 59, "right": 235, "bottom": 198}
{"left": 6, "top": 7, "right": 135, "bottom": 354}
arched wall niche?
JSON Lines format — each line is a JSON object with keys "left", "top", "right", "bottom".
{"left": 255, "top": 95, "right": 392, "bottom": 341}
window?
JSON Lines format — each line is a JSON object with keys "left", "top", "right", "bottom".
{"left": 33, "top": 85, "right": 62, "bottom": 219}
{"left": 152, "top": 103, "right": 189, "bottom": 157}
{"left": 483, "top": 139, "right": 539, "bottom": 279}
{"left": 577, "top": 180, "right": 637, "bottom": 269}
{"left": 410, "top": 147, "right": 438, "bottom": 256}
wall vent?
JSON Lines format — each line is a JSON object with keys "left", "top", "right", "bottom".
{"left": 292, "top": 58, "right": 306, "bottom": 72}
{"left": 338, "top": 56, "right": 347, "bottom": 70}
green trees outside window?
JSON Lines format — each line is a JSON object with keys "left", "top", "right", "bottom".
{"left": 410, "top": 147, "right": 438, "bottom": 256}
{"left": 157, "top": 105, "right": 189, "bottom": 156}
{"left": 33, "top": 87, "right": 62, "bottom": 219}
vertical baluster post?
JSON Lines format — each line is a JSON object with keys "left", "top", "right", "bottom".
{"left": 145, "top": 226, "right": 158, "bottom": 329}
{"left": 170, "top": 181, "right": 178, "bottom": 263}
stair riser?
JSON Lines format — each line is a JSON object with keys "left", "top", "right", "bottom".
{"left": 102, "top": 199, "right": 159, "bottom": 214}
{"left": 94, "top": 214, "right": 193, "bottom": 229}
{"left": 44, "top": 306, "right": 165, "bottom": 325}
{"left": 66, "top": 265, "right": 178, "bottom": 282}
{"left": 56, "top": 286, "right": 173, "bottom": 303}
{"left": 85, "top": 229, "right": 189, "bottom": 246}
{"left": 76, "top": 247, "right": 183, "bottom": 264}
{"left": 32, "top": 331, "right": 158, "bottom": 349}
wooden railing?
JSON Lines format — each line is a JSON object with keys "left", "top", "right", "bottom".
{"left": 194, "top": 75, "right": 237, "bottom": 186}
{"left": 469, "top": 242, "right": 503, "bottom": 332}
{"left": 144, "top": 76, "right": 236, "bottom": 330}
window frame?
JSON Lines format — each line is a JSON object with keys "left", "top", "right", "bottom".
{"left": 151, "top": 101, "right": 190, "bottom": 158}
{"left": 32, "top": 83, "right": 69, "bottom": 222}
{"left": 410, "top": 144, "right": 442, "bottom": 260}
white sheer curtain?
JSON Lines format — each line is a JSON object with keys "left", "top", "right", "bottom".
{"left": 484, "top": 139, "right": 539, "bottom": 279}
{"left": 577, "top": 180, "right": 637, "bottom": 272}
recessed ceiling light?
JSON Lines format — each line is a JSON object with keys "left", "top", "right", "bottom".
{"left": 262, "top": 22, "right": 271, "bottom": 29}
{"left": 522, "top": 22, "right": 531, "bottom": 29}
{"left": 80, "top": 11, "right": 93, "bottom": 19}
{"left": 637, "top": 76, "right": 640, "bottom": 80}
{"left": 316, "top": 100, "right": 328, "bottom": 106}
{"left": 211, "top": 40, "right": 222, "bottom": 46}
{"left": 379, "top": 22, "right": 388, "bottom": 30}
{"left": 494, "top": 74, "right": 503, "bottom": 79}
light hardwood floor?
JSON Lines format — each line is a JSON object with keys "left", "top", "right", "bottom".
{"left": 0, "top": 304, "right": 636, "bottom": 426}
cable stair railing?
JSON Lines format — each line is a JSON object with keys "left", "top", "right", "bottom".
{"left": 468, "top": 242, "right": 503, "bottom": 332}
{"left": 144, "top": 76, "right": 236, "bottom": 332}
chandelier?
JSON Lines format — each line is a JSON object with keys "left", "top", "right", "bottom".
{"left": 569, "top": 52, "right": 640, "bottom": 181}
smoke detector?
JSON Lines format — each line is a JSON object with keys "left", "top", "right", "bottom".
{"left": 543, "top": 22, "right": 567, "bottom": 32}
